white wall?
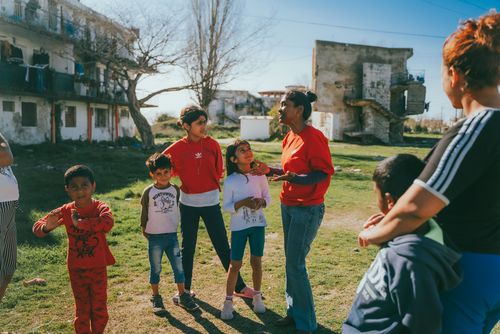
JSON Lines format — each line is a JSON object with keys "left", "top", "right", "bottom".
{"left": 0, "top": 94, "right": 135, "bottom": 144}
{"left": 59, "top": 101, "right": 89, "bottom": 140}
{"left": 311, "top": 111, "right": 337, "bottom": 140}
{"left": 239, "top": 116, "right": 272, "bottom": 140}
{"left": 90, "top": 104, "right": 112, "bottom": 141}
{"left": 0, "top": 94, "right": 51, "bottom": 144}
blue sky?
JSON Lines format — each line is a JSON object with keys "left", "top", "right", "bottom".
{"left": 81, "top": 0, "right": 497, "bottom": 122}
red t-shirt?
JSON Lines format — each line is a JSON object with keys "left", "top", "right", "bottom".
{"left": 33, "top": 199, "right": 115, "bottom": 269}
{"left": 163, "top": 136, "right": 224, "bottom": 194}
{"left": 280, "top": 126, "right": 334, "bottom": 206}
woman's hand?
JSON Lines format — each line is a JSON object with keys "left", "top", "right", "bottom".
{"left": 363, "top": 213, "right": 385, "bottom": 229}
{"left": 271, "top": 171, "right": 296, "bottom": 182}
{"left": 358, "top": 229, "right": 372, "bottom": 248}
{"left": 250, "top": 160, "right": 270, "bottom": 176}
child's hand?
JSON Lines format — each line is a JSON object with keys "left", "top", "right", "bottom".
{"left": 44, "top": 209, "right": 63, "bottom": 232}
{"left": 71, "top": 209, "right": 81, "bottom": 228}
{"left": 271, "top": 171, "right": 296, "bottom": 182}
{"left": 242, "top": 196, "right": 257, "bottom": 210}
{"left": 141, "top": 227, "right": 149, "bottom": 239}
{"left": 253, "top": 198, "right": 266, "bottom": 210}
{"left": 363, "top": 213, "right": 385, "bottom": 229}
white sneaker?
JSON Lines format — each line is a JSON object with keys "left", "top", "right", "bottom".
{"left": 220, "top": 299, "right": 234, "bottom": 320}
{"left": 252, "top": 293, "right": 266, "bottom": 313}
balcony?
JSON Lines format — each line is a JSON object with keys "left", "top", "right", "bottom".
{"left": 0, "top": 62, "right": 128, "bottom": 104}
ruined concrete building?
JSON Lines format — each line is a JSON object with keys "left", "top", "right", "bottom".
{"left": 0, "top": 0, "right": 135, "bottom": 144}
{"left": 312, "top": 40, "right": 427, "bottom": 143}
{"left": 208, "top": 90, "right": 269, "bottom": 126}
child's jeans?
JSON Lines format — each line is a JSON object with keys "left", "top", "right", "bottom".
{"left": 69, "top": 266, "right": 108, "bottom": 334}
{"left": 148, "top": 233, "right": 185, "bottom": 284}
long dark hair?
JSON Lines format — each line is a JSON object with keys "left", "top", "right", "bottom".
{"left": 226, "top": 139, "right": 251, "bottom": 181}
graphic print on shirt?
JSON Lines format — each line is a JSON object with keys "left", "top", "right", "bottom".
{"left": 70, "top": 226, "right": 100, "bottom": 258}
{"left": 356, "top": 249, "right": 388, "bottom": 301}
{"left": 152, "top": 191, "right": 176, "bottom": 214}
{"left": 195, "top": 152, "right": 202, "bottom": 159}
{"left": 241, "top": 207, "right": 264, "bottom": 225}
{"left": 0, "top": 166, "right": 17, "bottom": 182}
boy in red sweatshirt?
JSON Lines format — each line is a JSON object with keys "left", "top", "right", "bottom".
{"left": 33, "top": 165, "right": 115, "bottom": 334}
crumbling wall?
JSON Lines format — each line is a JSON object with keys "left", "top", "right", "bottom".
{"left": 313, "top": 40, "right": 416, "bottom": 142}
{"left": 362, "top": 63, "right": 391, "bottom": 109}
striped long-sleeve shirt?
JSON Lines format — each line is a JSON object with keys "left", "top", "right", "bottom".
{"left": 416, "top": 108, "right": 500, "bottom": 254}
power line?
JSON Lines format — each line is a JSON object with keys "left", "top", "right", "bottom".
{"left": 246, "top": 15, "right": 447, "bottom": 39}
{"left": 418, "top": 0, "right": 469, "bottom": 16}
{"left": 457, "top": 0, "right": 490, "bottom": 11}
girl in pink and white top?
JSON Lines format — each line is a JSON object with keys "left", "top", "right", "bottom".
{"left": 220, "top": 140, "right": 271, "bottom": 320}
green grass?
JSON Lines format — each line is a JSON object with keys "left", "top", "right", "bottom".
{"left": 1, "top": 137, "right": 498, "bottom": 334}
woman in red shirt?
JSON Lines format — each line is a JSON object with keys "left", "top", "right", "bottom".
{"left": 254, "top": 90, "right": 334, "bottom": 333}
{"left": 163, "top": 105, "right": 253, "bottom": 300}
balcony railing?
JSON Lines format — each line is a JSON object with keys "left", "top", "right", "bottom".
{"left": 391, "top": 71, "right": 425, "bottom": 85}
{"left": 0, "top": 62, "right": 128, "bottom": 104}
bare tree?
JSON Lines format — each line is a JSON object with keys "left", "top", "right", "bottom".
{"left": 183, "top": 0, "right": 270, "bottom": 110}
{"left": 76, "top": 3, "right": 193, "bottom": 148}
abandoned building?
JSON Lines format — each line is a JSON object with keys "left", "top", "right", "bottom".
{"left": 312, "top": 40, "right": 427, "bottom": 143}
{"left": 207, "top": 90, "right": 270, "bottom": 126}
{"left": 0, "top": 0, "right": 135, "bottom": 145}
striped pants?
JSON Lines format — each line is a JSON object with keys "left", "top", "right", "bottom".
{"left": 0, "top": 200, "right": 17, "bottom": 279}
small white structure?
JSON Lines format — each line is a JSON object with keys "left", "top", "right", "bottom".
{"left": 239, "top": 116, "right": 273, "bottom": 140}
{"left": 311, "top": 111, "right": 338, "bottom": 140}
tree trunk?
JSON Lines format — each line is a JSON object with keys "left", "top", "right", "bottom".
{"left": 127, "top": 88, "right": 154, "bottom": 148}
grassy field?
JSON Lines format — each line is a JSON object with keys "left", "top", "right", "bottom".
{"left": 0, "top": 133, "right": 498, "bottom": 334}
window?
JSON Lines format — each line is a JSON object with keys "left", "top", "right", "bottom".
{"left": 95, "top": 108, "right": 107, "bottom": 128}
{"left": 120, "top": 108, "right": 129, "bottom": 118}
{"left": 65, "top": 106, "right": 76, "bottom": 127}
{"left": 48, "top": 0, "right": 57, "bottom": 30}
{"left": 14, "top": 0, "right": 22, "bottom": 18}
{"left": 2, "top": 101, "right": 14, "bottom": 112}
{"left": 21, "top": 102, "right": 37, "bottom": 127}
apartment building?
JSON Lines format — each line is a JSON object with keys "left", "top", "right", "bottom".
{"left": 0, "top": 0, "right": 135, "bottom": 144}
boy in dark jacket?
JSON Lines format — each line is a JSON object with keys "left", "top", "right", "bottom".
{"left": 343, "top": 154, "right": 462, "bottom": 334}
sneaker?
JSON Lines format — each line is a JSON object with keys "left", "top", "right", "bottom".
{"left": 252, "top": 293, "right": 266, "bottom": 313}
{"left": 233, "top": 286, "right": 255, "bottom": 299}
{"left": 178, "top": 292, "right": 200, "bottom": 312}
{"left": 150, "top": 294, "right": 166, "bottom": 315}
{"left": 172, "top": 290, "right": 196, "bottom": 305}
{"left": 275, "top": 315, "right": 295, "bottom": 327}
{"left": 220, "top": 299, "right": 234, "bottom": 320}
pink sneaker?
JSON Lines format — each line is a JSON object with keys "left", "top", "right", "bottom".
{"left": 233, "top": 287, "right": 255, "bottom": 299}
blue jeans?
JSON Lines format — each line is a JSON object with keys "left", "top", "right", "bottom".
{"left": 281, "top": 203, "right": 325, "bottom": 332}
{"left": 441, "top": 252, "right": 500, "bottom": 334}
{"left": 148, "top": 233, "right": 185, "bottom": 284}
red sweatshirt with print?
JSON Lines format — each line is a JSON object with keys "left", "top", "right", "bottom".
{"left": 33, "top": 199, "right": 115, "bottom": 269}
{"left": 163, "top": 136, "right": 224, "bottom": 194}
{"left": 281, "top": 125, "right": 335, "bottom": 206}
